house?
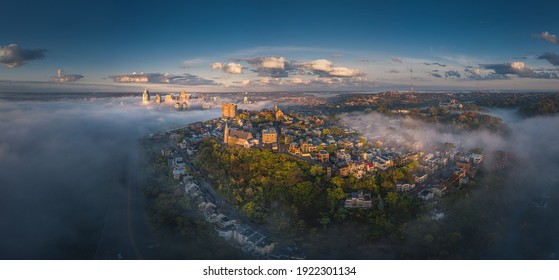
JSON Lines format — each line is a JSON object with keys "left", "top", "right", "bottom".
{"left": 215, "top": 224, "right": 235, "bottom": 240}
{"left": 338, "top": 164, "right": 350, "bottom": 177}
{"left": 172, "top": 167, "right": 186, "bottom": 180}
{"left": 396, "top": 182, "right": 416, "bottom": 192}
{"left": 418, "top": 189, "right": 434, "bottom": 200}
{"left": 233, "top": 224, "right": 254, "bottom": 245}
{"left": 199, "top": 202, "right": 217, "bottom": 222}
{"left": 255, "top": 238, "right": 275, "bottom": 256}
{"left": 344, "top": 190, "right": 373, "bottom": 208}
{"left": 455, "top": 161, "right": 472, "bottom": 172}
{"left": 184, "top": 182, "right": 200, "bottom": 197}
{"left": 469, "top": 153, "right": 483, "bottom": 164}
{"left": 431, "top": 185, "right": 447, "bottom": 196}
{"left": 288, "top": 142, "right": 301, "bottom": 155}
{"left": 413, "top": 172, "right": 429, "bottom": 183}
{"left": 316, "top": 150, "right": 330, "bottom": 163}
{"left": 173, "top": 156, "right": 186, "bottom": 168}
{"left": 215, "top": 214, "right": 235, "bottom": 228}
{"left": 243, "top": 232, "right": 265, "bottom": 253}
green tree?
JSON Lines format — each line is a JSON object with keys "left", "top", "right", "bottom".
{"left": 331, "top": 176, "right": 344, "bottom": 188}
{"left": 386, "top": 192, "right": 399, "bottom": 205}
{"left": 310, "top": 165, "right": 325, "bottom": 177}
{"left": 290, "top": 181, "right": 315, "bottom": 207}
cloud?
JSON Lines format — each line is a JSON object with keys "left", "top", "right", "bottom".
{"left": 232, "top": 56, "right": 297, "bottom": 78}
{"left": 391, "top": 57, "right": 403, "bottom": 63}
{"left": 303, "top": 59, "right": 364, "bottom": 77}
{"left": 538, "top": 53, "right": 559, "bottom": 66}
{"left": 481, "top": 62, "right": 559, "bottom": 79}
{"left": 389, "top": 69, "right": 400, "bottom": 74}
{"left": 210, "top": 62, "right": 244, "bottom": 74}
{"left": 109, "top": 72, "right": 218, "bottom": 85}
{"left": 534, "top": 31, "right": 558, "bottom": 44}
{"left": 180, "top": 57, "right": 210, "bottom": 69}
{"left": 52, "top": 69, "right": 84, "bottom": 83}
{"left": 424, "top": 62, "right": 447, "bottom": 67}
{"left": 258, "top": 77, "right": 283, "bottom": 85}
{"left": 465, "top": 67, "right": 482, "bottom": 78}
{"left": 445, "top": 70, "right": 461, "bottom": 78}
{"left": 0, "top": 44, "right": 46, "bottom": 68}
{"left": 430, "top": 72, "right": 442, "bottom": 78}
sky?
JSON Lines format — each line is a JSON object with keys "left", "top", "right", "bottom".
{"left": 1, "top": 0, "right": 559, "bottom": 92}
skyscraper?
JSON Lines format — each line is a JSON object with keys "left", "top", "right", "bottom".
{"left": 222, "top": 103, "right": 237, "bottom": 118}
{"left": 142, "top": 88, "right": 150, "bottom": 103}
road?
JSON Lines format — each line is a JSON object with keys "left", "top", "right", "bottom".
{"left": 92, "top": 153, "right": 161, "bottom": 260}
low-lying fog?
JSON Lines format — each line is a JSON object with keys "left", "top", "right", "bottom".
{"left": 343, "top": 109, "right": 559, "bottom": 258}
{"left": 0, "top": 97, "right": 219, "bottom": 259}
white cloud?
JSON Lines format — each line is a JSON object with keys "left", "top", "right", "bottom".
{"left": 211, "top": 62, "right": 244, "bottom": 74}
{"left": 303, "top": 59, "right": 363, "bottom": 77}
{"left": 536, "top": 31, "right": 558, "bottom": 44}
{"left": 259, "top": 56, "right": 286, "bottom": 69}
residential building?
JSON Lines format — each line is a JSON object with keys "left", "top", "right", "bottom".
{"left": 317, "top": 150, "right": 330, "bottom": 163}
{"left": 344, "top": 190, "right": 373, "bottom": 208}
{"left": 418, "top": 189, "right": 434, "bottom": 200}
{"left": 262, "top": 128, "right": 277, "bottom": 144}
{"left": 396, "top": 182, "right": 416, "bottom": 192}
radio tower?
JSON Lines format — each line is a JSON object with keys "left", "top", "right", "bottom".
{"left": 410, "top": 64, "right": 414, "bottom": 93}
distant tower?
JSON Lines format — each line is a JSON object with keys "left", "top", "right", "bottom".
{"left": 243, "top": 96, "right": 248, "bottom": 104}
{"left": 274, "top": 104, "right": 279, "bottom": 112}
{"left": 223, "top": 122, "right": 229, "bottom": 144}
{"left": 180, "top": 89, "right": 186, "bottom": 101}
{"left": 57, "top": 69, "right": 63, "bottom": 78}
{"left": 142, "top": 88, "right": 150, "bottom": 103}
{"left": 410, "top": 64, "right": 414, "bottom": 93}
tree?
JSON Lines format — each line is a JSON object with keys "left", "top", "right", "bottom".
{"left": 386, "top": 192, "right": 399, "bottom": 205}
{"left": 310, "top": 165, "right": 324, "bottom": 177}
{"left": 322, "top": 128, "right": 330, "bottom": 135}
{"left": 326, "top": 144, "right": 337, "bottom": 154}
{"left": 331, "top": 176, "right": 344, "bottom": 188}
{"left": 290, "top": 182, "right": 315, "bottom": 207}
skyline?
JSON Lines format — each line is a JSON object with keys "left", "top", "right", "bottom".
{"left": 2, "top": 0, "right": 559, "bottom": 92}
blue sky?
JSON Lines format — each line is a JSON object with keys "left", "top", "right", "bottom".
{"left": 1, "top": 0, "right": 559, "bottom": 92}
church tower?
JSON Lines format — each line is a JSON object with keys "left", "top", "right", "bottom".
{"left": 223, "top": 122, "right": 229, "bottom": 144}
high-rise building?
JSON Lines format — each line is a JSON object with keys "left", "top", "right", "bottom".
{"left": 155, "top": 93, "right": 161, "bottom": 103}
{"left": 180, "top": 89, "right": 191, "bottom": 101}
{"left": 142, "top": 88, "right": 150, "bottom": 103}
{"left": 222, "top": 103, "right": 237, "bottom": 118}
